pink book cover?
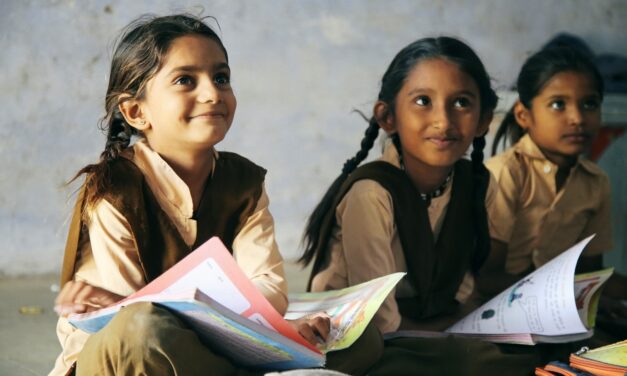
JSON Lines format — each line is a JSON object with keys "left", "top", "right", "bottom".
{"left": 72, "top": 236, "right": 319, "bottom": 355}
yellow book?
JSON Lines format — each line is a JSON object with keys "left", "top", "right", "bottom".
{"left": 569, "top": 340, "right": 627, "bottom": 376}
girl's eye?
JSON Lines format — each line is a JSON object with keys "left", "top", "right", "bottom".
{"left": 582, "top": 99, "right": 600, "bottom": 111}
{"left": 549, "top": 100, "right": 565, "bottom": 111}
{"left": 214, "top": 72, "right": 231, "bottom": 87}
{"left": 453, "top": 97, "right": 471, "bottom": 108}
{"left": 415, "top": 96, "right": 430, "bottom": 106}
{"left": 174, "top": 76, "right": 194, "bottom": 86}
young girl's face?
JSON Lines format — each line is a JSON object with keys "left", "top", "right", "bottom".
{"left": 139, "top": 34, "right": 236, "bottom": 153}
{"left": 517, "top": 70, "right": 601, "bottom": 167}
{"left": 384, "top": 58, "right": 488, "bottom": 170}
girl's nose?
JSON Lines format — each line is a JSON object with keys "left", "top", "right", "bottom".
{"left": 197, "top": 81, "right": 221, "bottom": 104}
{"left": 431, "top": 105, "right": 453, "bottom": 130}
{"left": 568, "top": 107, "right": 584, "bottom": 126}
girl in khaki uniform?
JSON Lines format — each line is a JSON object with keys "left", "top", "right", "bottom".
{"left": 301, "top": 37, "right": 544, "bottom": 375}
{"left": 51, "top": 14, "right": 381, "bottom": 376}
{"left": 479, "top": 46, "right": 627, "bottom": 343}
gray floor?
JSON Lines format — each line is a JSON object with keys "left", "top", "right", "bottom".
{"left": 0, "top": 262, "right": 311, "bottom": 375}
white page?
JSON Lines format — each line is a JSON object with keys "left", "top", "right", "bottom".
{"left": 448, "top": 235, "right": 594, "bottom": 336}
{"left": 163, "top": 258, "right": 250, "bottom": 314}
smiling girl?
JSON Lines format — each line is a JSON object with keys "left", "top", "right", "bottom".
{"left": 301, "top": 36, "right": 495, "bottom": 335}
{"left": 49, "top": 14, "right": 381, "bottom": 376}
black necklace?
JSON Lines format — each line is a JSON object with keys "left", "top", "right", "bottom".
{"left": 398, "top": 153, "right": 453, "bottom": 206}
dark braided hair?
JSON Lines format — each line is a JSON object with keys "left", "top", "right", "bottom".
{"left": 70, "top": 14, "right": 227, "bottom": 210}
{"left": 492, "top": 46, "right": 603, "bottom": 155}
{"left": 301, "top": 36, "right": 497, "bottom": 272}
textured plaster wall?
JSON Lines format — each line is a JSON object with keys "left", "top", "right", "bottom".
{"left": 1, "top": 0, "right": 626, "bottom": 275}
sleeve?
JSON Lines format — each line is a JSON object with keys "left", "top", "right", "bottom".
{"left": 338, "top": 181, "right": 401, "bottom": 333}
{"left": 581, "top": 174, "right": 613, "bottom": 255}
{"left": 76, "top": 199, "right": 145, "bottom": 296}
{"left": 232, "top": 184, "right": 288, "bottom": 315}
{"left": 486, "top": 156, "right": 521, "bottom": 244}
{"left": 52, "top": 198, "right": 145, "bottom": 374}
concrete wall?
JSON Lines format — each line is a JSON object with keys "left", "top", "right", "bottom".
{"left": 1, "top": 0, "right": 626, "bottom": 275}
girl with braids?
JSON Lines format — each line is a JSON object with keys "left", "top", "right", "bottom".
{"left": 302, "top": 36, "right": 495, "bottom": 336}
{"left": 51, "top": 14, "right": 381, "bottom": 376}
{"left": 477, "top": 46, "right": 627, "bottom": 325}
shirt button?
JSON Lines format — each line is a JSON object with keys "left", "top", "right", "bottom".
{"left": 543, "top": 164, "right": 552, "bottom": 174}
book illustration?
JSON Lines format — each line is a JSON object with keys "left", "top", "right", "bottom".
{"left": 507, "top": 277, "right": 533, "bottom": 307}
{"left": 447, "top": 235, "right": 600, "bottom": 338}
{"left": 481, "top": 309, "right": 495, "bottom": 320}
{"left": 285, "top": 273, "right": 405, "bottom": 352}
{"left": 573, "top": 268, "right": 614, "bottom": 328}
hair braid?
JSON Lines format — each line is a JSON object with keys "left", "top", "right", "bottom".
{"left": 470, "top": 135, "right": 490, "bottom": 272}
{"left": 341, "top": 118, "right": 380, "bottom": 175}
{"left": 102, "top": 111, "right": 133, "bottom": 162}
{"left": 300, "top": 117, "right": 380, "bottom": 265}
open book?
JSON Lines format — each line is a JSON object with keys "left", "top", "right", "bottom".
{"left": 386, "top": 235, "right": 613, "bottom": 345}
{"left": 68, "top": 237, "right": 401, "bottom": 370}
{"left": 286, "top": 272, "right": 405, "bottom": 352}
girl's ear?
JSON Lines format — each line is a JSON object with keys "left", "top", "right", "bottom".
{"left": 118, "top": 95, "right": 150, "bottom": 131}
{"left": 477, "top": 110, "right": 493, "bottom": 137}
{"left": 513, "top": 100, "right": 532, "bottom": 130}
{"left": 374, "top": 101, "right": 395, "bottom": 135}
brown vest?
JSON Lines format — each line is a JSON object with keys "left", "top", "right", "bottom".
{"left": 60, "top": 152, "right": 266, "bottom": 286}
{"left": 308, "top": 160, "right": 487, "bottom": 319}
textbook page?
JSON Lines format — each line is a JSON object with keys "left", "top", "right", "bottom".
{"left": 447, "top": 236, "right": 595, "bottom": 336}
{"left": 285, "top": 273, "right": 405, "bottom": 352}
{"left": 69, "top": 237, "right": 318, "bottom": 355}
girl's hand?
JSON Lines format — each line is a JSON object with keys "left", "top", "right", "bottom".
{"left": 288, "top": 313, "right": 331, "bottom": 347}
{"left": 54, "top": 280, "right": 123, "bottom": 317}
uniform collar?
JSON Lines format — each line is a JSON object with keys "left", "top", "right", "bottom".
{"left": 124, "top": 138, "right": 219, "bottom": 218}
{"left": 514, "top": 134, "right": 601, "bottom": 176}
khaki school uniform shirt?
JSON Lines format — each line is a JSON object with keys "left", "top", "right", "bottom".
{"left": 51, "top": 139, "right": 287, "bottom": 376}
{"left": 487, "top": 134, "right": 612, "bottom": 275}
{"left": 311, "top": 141, "right": 495, "bottom": 333}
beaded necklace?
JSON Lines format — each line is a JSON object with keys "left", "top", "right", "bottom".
{"left": 392, "top": 134, "right": 453, "bottom": 205}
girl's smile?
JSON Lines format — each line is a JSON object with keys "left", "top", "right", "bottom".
{"left": 425, "top": 133, "right": 461, "bottom": 149}
{"left": 189, "top": 109, "right": 228, "bottom": 120}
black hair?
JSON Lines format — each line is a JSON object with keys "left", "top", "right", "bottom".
{"left": 300, "top": 36, "right": 497, "bottom": 274}
{"left": 492, "top": 46, "right": 604, "bottom": 155}
{"left": 70, "top": 14, "right": 227, "bottom": 210}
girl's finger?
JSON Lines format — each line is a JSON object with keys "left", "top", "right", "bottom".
{"left": 310, "top": 316, "right": 331, "bottom": 340}
{"left": 55, "top": 280, "right": 86, "bottom": 306}
{"left": 297, "top": 323, "right": 319, "bottom": 346}
{"left": 73, "top": 284, "right": 95, "bottom": 305}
